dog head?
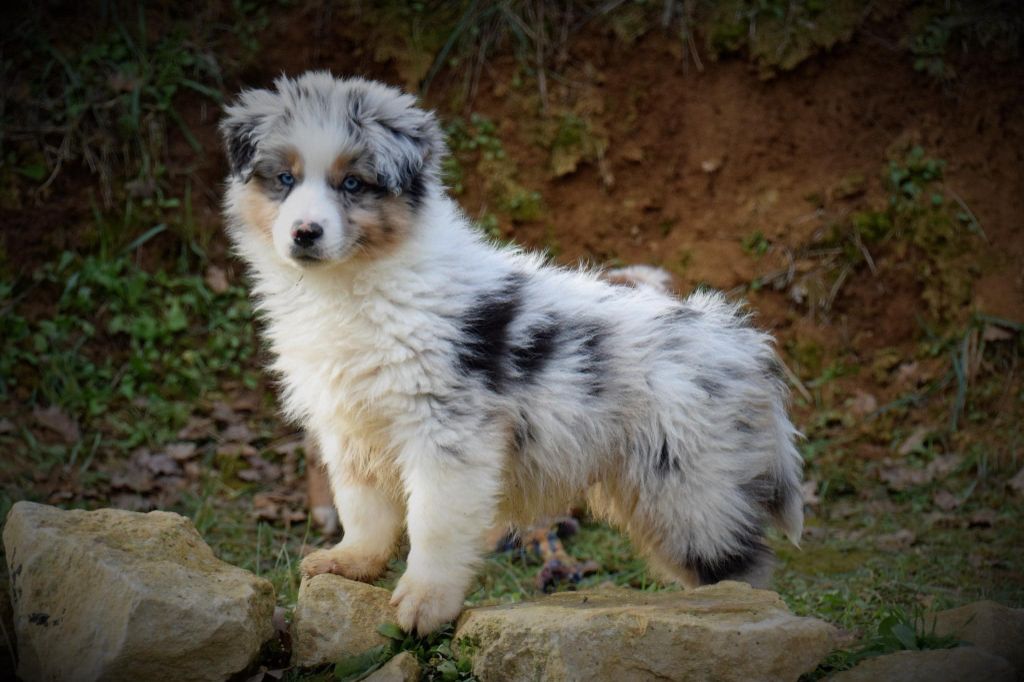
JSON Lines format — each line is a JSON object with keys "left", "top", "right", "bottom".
{"left": 220, "top": 72, "right": 445, "bottom": 267}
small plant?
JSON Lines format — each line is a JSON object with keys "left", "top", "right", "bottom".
{"left": 333, "top": 623, "right": 476, "bottom": 681}
{"left": 742, "top": 230, "right": 771, "bottom": 257}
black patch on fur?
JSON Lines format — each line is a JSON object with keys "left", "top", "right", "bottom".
{"left": 404, "top": 171, "right": 427, "bottom": 210}
{"left": 510, "top": 320, "right": 559, "bottom": 383}
{"left": 697, "top": 376, "right": 725, "bottom": 399}
{"left": 740, "top": 473, "right": 784, "bottom": 515}
{"left": 654, "top": 440, "right": 681, "bottom": 475}
{"left": 688, "top": 531, "right": 770, "bottom": 585}
{"left": 761, "top": 356, "right": 786, "bottom": 383}
{"left": 456, "top": 273, "right": 527, "bottom": 392}
{"left": 571, "top": 321, "right": 608, "bottom": 396}
{"left": 734, "top": 418, "right": 757, "bottom": 434}
{"left": 513, "top": 413, "right": 534, "bottom": 453}
{"left": 223, "top": 119, "right": 260, "bottom": 180}
{"left": 665, "top": 306, "right": 702, "bottom": 322}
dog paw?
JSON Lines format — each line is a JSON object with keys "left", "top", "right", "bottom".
{"left": 390, "top": 571, "right": 465, "bottom": 636}
{"left": 300, "top": 547, "right": 388, "bottom": 582}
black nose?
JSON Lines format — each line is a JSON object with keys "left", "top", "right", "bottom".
{"left": 291, "top": 221, "right": 324, "bottom": 248}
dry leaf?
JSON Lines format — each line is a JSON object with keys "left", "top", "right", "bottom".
{"left": 1007, "top": 467, "right": 1024, "bottom": 497}
{"left": 933, "top": 489, "right": 960, "bottom": 511}
{"left": 165, "top": 442, "right": 198, "bottom": 461}
{"left": 801, "top": 479, "right": 820, "bottom": 506}
{"left": 204, "top": 265, "right": 230, "bottom": 294}
{"left": 211, "top": 401, "right": 240, "bottom": 424}
{"left": 32, "top": 405, "right": 80, "bottom": 444}
{"left": 876, "top": 529, "right": 916, "bottom": 551}
{"left": 982, "top": 323, "right": 1014, "bottom": 342}
{"left": 968, "top": 509, "right": 997, "bottom": 528}
{"left": 896, "top": 426, "right": 929, "bottom": 456}
{"left": 143, "top": 452, "right": 181, "bottom": 476}
{"left": 848, "top": 390, "right": 878, "bottom": 417}
{"left": 217, "top": 442, "right": 258, "bottom": 458}
{"left": 178, "top": 417, "right": 216, "bottom": 441}
{"left": 223, "top": 422, "right": 256, "bottom": 444}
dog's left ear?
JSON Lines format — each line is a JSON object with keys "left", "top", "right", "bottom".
{"left": 219, "top": 87, "right": 280, "bottom": 181}
{"left": 355, "top": 85, "right": 446, "bottom": 196}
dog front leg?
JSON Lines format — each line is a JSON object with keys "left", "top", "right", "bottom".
{"left": 301, "top": 438, "right": 404, "bottom": 582}
{"left": 390, "top": 447, "right": 501, "bottom": 635}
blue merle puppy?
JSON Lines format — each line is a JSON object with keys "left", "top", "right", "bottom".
{"left": 220, "top": 71, "right": 804, "bottom": 635}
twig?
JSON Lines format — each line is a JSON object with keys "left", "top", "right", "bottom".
{"left": 825, "top": 264, "right": 851, "bottom": 311}
{"left": 780, "top": 357, "right": 813, "bottom": 404}
{"left": 943, "top": 184, "right": 987, "bottom": 242}
{"left": 853, "top": 230, "right": 877, "bottom": 275}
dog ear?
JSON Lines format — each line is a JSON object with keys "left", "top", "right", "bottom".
{"left": 353, "top": 84, "right": 446, "bottom": 196}
{"left": 219, "top": 88, "right": 280, "bottom": 181}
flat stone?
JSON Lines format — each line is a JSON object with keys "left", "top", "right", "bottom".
{"left": 454, "top": 581, "right": 836, "bottom": 682}
{"left": 3, "top": 501, "right": 275, "bottom": 682}
{"left": 291, "top": 573, "right": 398, "bottom": 668}
{"left": 830, "top": 647, "right": 1014, "bottom": 682}
{"left": 366, "top": 651, "right": 421, "bottom": 682}
{"left": 932, "top": 600, "right": 1024, "bottom": 676}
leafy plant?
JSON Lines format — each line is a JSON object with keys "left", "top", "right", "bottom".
{"left": 333, "top": 623, "right": 476, "bottom": 681}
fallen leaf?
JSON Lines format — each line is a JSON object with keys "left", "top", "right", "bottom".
{"left": 110, "top": 493, "right": 153, "bottom": 511}
{"left": 211, "top": 401, "right": 240, "bottom": 424}
{"left": 165, "top": 442, "right": 198, "bottom": 461}
{"left": 897, "top": 426, "right": 929, "bottom": 456}
{"left": 801, "top": 479, "right": 820, "bottom": 506}
{"left": 223, "top": 422, "right": 256, "bottom": 444}
{"left": 982, "top": 323, "right": 1015, "bottom": 342}
{"left": 32, "top": 405, "right": 80, "bottom": 444}
{"left": 178, "top": 417, "right": 216, "bottom": 441}
{"left": 110, "top": 469, "right": 156, "bottom": 493}
{"left": 876, "top": 529, "right": 916, "bottom": 551}
{"left": 968, "top": 509, "right": 997, "bottom": 528}
{"left": 237, "top": 468, "right": 263, "bottom": 483}
{"left": 848, "top": 390, "right": 878, "bottom": 417}
{"left": 925, "top": 453, "right": 962, "bottom": 479}
{"left": 217, "top": 442, "right": 258, "bottom": 458}
{"left": 933, "top": 489, "right": 960, "bottom": 511}
{"left": 879, "top": 453, "right": 961, "bottom": 491}
{"left": 204, "top": 265, "right": 229, "bottom": 294}
{"left": 1007, "top": 467, "right": 1024, "bottom": 497}
{"left": 894, "top": 361, "right": 921, "bottom": 386}
{"left": 231, "top": 392, "right": 262, "bottom": 413}
{"left": 143, "top": 453, "right": 181, "bottom": 476}
{"left": 700, "top": 157, "right": 723, "bottom": 173}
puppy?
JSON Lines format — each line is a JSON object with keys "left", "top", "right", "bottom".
{"left": 220, "top": 72, "right": 804, "bottom": 635}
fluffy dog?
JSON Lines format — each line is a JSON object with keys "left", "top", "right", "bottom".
{"left": 220, "top": 72, "right": 804, "bottom": 635}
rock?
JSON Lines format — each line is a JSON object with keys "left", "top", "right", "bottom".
{"left": 3, "top": 501, "right": 275, "bottom": 682}
{"left": 366, "top": 651, "right": 421, "bottom": 682}
{"left": 932, "top": 600, "right": 1024, "bottom": 675}
{"left": 830, "top": 647, "right": 1014, "bottom": 682}
{"left": 291, "top": 573, "right": 398, "bottom": 668}
{"left": 454, "top": 581, "right": 835, "bottom": 682}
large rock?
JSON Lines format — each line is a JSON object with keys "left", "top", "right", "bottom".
{"left": 932, "top": 600, "right": 1024, "bottom": 677}
{"left": 454, "top": 581, "right": 835, "bottom": 682}
{"left": 3, "top": 501, "right": 275, "bottom": 682}
{"left": 830, "top": 647, "right": 1015, "bottom": 682}
{"left": 291, "top": 573, "right": 398, "bottom": 668}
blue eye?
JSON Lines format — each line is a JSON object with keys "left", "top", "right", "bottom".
{"left": 341, "top": 176, "right": 363, "bottom": 192}
{"left": 278, "top": 172, "right": 295, "bottom": 187}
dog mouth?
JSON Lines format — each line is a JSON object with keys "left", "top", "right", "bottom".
{"left": 289, "top": 245, "right": 326, "bottom": 265}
